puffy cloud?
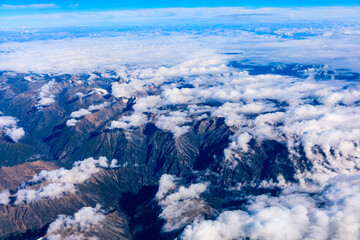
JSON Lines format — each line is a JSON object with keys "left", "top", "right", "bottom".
{"left": 132, "top": 95, "right": 163, "bottom": 113}
{"left": 181, "top": 174, "right": 360, "bottom": 240}
{"left": 224, "top": 132, "right": 252, "bottom": 167}
{"left": 109, "top": 113, "right": 148, "bottom": 130}
{"left": 155, "top": 111, "right": 192, "bottom": 138}
{"left": 156, "top": 174, "right": 209, "bottom": 232}
{"left": 92, "top": 88, "right": 108, "bottom": 95}
{"left": 156, "top": 174, "right": 177, "bottom": 200}
{"left": 0, "top": 116, "right": 17, "bottom": 128}
{"left": 67, "top": 102, "right": 109, "bottom": 126}
{"left": 0, "top": 115, "right": 25, "bottom": 142}
{"left": 66, "top": 119, "right": 78, "bottom": 127}
{"left": 46, "top": 204, "right": 105, "bottom": 240}
{"left": 111, "top": 81, "right": 144, "bottom": 98}
{"left": 70, "top": 109, "right": 91, "bottom": 119}
{"left": 36, "top": 80, "right": 58, "bottom": 108}
{"left": 11, "top": 157, "right": 118, "bottom": 204}
{"left": 0, "top": 190, "right": 10, "bottom": 205}
{"left": 6, "top": 127, "right": 25, "bottom": 142}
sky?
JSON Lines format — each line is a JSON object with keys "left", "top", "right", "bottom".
{"left": 0, "top": 0, "right": 360, "bottom": 16}
{"left": 0, "top": 0, "right": 359, "bottom": 29}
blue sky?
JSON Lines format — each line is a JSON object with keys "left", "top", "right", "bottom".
{"left": 0, "top": 1, "right": 359, "bottom": 29}
{"left": 1, "top": 0, "right": 360, "bottom": 15}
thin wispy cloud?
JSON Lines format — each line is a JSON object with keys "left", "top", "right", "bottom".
{"left": 0, "top": 7, "right": 359, "bottom": 29}
{"left": 0, "top": 3, "right": 58, "bottom": 10}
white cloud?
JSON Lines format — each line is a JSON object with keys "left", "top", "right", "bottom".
{"left": 156, "top": 174, "right": 177, "bottom": 200}
{"left": 66, "top": 119, "right": 78, "bottom": 127}
{"left": 0, "top": 4, "right": 58, "bottom": 10}
{"left": 36, "top": 80, "right": 58, "bottom": 109}
{"left": 0, "top": 190, "right": 10, "bottom": 205}
{"left": 67, "top": 102, "right": 109, "bottom": 126}
{"left": 6, "top": 127, "right": 25, "bottom": 142}
{"left": 0, "top": 115, "right": 25, "bottom": 142}
{"left": 132, "top": 96, "right": 163, "bottom": 113}
{"left": 70, "top": 109, "right": 91, "bottom": 119}
{"left": 111, "top": 81, "right": 144, "bottom": 99}
{"left": 109, "top": 113, "right": 148, "bottom": 130}
{"left": 46, "top": 204, "right": 105, "bottom": 240}
{"left": 181, "top": 174, "right": 360, "bottom": 240}
{"left": 224, "top": 132, "right": 252, "bottom": 167}
{"left": 7, "top": 157, "right": 118, "bottom": 205}
{"left": 155, "top": 111, "right": 192, "bottom": 138}
{"left": 156, "top": 174, "right": 209, "bottom": 232}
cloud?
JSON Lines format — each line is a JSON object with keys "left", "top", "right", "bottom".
{"left": 1, "top": 7, "right": 360, "bottom": 29}
{"left": 6, "top": 127, "right": 25, "bottom": 142}
{"left": 0, "top": 115, "right": 25, "bottom": 142}
{"left": 111, "top": 81, "right": 145, "bottom": 99}
{"left": 67, "top": 102, "right": 110, "bottom": 126}
{"left": 70, "top": 109, "right": 91, "bottom": 119}
{"left": 3, "top": 156, "right": 119, "bottom": 205}
{"left": 155, "top": 111, "right": 192, "bottom": 138}
{"left": 109, "top": 113, "right": 148, "bottom": 130}
{"left": 36, "top": 80, "right": 58, "bottom": 109}
{"left": 156, "top": 174, "right": 177, "bottom": 200}
{"left": 45, "top": 204, "right": 105, "bottom": 240}
{"left": 0, "top": 190, "right": 10, "bottom": 205}
{"left": 156, "top": 174, "right": 209, "bottom": 231}
{"left": 224, "top": 132, "right": 252, "bottom": 167}
{"left": 181, "top": 174, "right": 360, "bottom": 240}
{"left": 66, "top": 119, "right": 78, "bottom": 127}
{"left": 0, "top": 4, "right": 58, "bottom": 10}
